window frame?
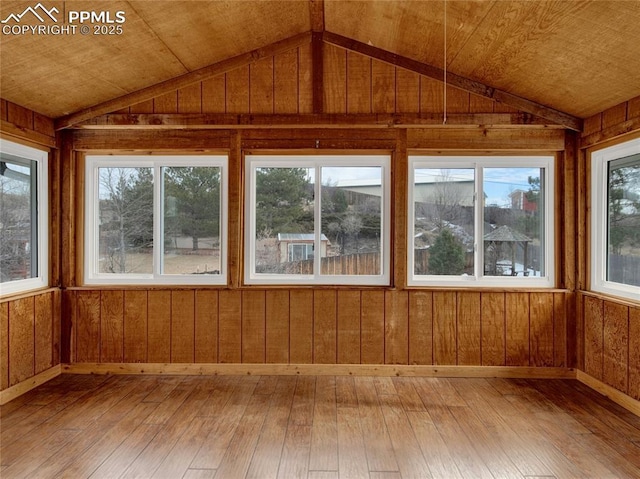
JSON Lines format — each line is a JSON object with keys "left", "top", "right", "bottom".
{"left": 244, "top": 153, "right": 391, "bottom": 286}
{"left": 0, "top": 139, "right": 49, "bottom": 296}
{"left": 408, "top": 155, "right": 555, "bottom": 288}
{"left": 84, "top": 154, "right": 228, "bottom": 285}
{"left": 591, "top": 138, "right": 640, "bottom": 301}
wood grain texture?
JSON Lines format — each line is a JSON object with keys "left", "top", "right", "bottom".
{"left": 346, "top": 51, "right": 371, "bottom": 114}
{"left": 457, "top": 292, "right": 481, "bottom": 365}
{"left": 395, "top": 69, "right": 420, "bottom": 113}
{"left": 76, "top": 291, "right": 101, "bottom": 363}
{"left": 298, "top": 43, "right": 314, "bottom": 114}
{"left": 337, "top": 291, "right": 361, "bottom": 364}
{"left": 1, "top": 302, "right": 9, "bottom": 390}
{"left": 433, "top": 292, "right": 457, "bottom": 365}
{"left": 554, "top": 293, "right": 568, "bottom": 368}
{"left": 314, "top": 290, "right": 337, "bottom": 364}
{"left": 100, "top": 290, "right": 124, "bottom": 363}
{"left": 408, "top": 291, "right": 433, "bottom": 365}
{"left": 630, "top": 307, "right": 640, "bottom": 401}
{"left": 242, "top": 290, "right": 266, "bottom": 363}
{"left": 195, "top": 290, "right": 219, "bottom": 363}
{"left": 324, "top": 43, "right": 346, "bottom": 114}
{"left": 481, "top": 292, "right": 505, "bottom": 366}
{"left": 154, "top": 91, "right": 178, "bottom": 114}
{"left": 372, "top": 60, "right": 395, "bottom": 114}
{"left": 290, "top": 290, "right": 313, "bottom": 364}
{"left": 202, "top": 76, "right": 226, "bottom": 113}
{"left": 274, "top": 49, "right": 299, "bottom": 114}
{"left": 266, "top": 290, "right": 290, "bottom": 364}
{"left": 384, "top": 290, "right": 409, "bottom": 365}
{"left": 250, "top": 57, "right": 274, "bottom": 114}
{"left": 8, "top": 297, "right": 35, "bottom": 386}
{"left": 219, "top": 290, "right": 242, "bottom": 363}
{"left": 226, "top": 66, "right": 250, "bottom": 113}
{"left": 603, "top": 300, "right": 629, "bottom": 393}
{"left": 171, "top": 290, "right": 195, "bottom": 363}
{"left": 124, "top": 290, "right": 148, "bottom": 363}
{"left": 34, "top": 292, "right": 53, "bottom": 374}
{"left": 584, "top": 295, "right": 604, "bottom": 381}
{"left": 506, "top": 293, "right": 530, "bottom": 366}
{"left": 360, "top": 290, "right": 385, "bottom": 365}
{"left": 530, "top": 292, "right": 554, "bottom": 367}
{"left": 147, "top": 291, "right": 171, "bottom": 363}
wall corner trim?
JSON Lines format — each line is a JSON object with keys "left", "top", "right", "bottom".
{"left": 0, "top": 364, "right": 62, "bottom": 405}
{"left": 576, "top": 370, "right": 640, "bottom": 417}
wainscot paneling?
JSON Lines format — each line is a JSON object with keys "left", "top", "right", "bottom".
{"left": 64, "top": 289, "right": 570, "bottom": 369}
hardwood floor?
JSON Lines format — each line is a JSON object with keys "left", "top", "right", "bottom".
{"left": 1, "top": 374, "right": 640, "bottom": 478}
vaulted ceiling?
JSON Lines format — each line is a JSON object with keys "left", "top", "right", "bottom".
{"left": 2, "top": 0, "right": 640, "bottom": 127}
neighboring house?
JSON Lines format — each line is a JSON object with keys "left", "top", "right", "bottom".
{"left": 277, "top": 233, "right": 329, "bottom": 263}
{"left": 509, "top": 189, "right": 538, "bottom": 212}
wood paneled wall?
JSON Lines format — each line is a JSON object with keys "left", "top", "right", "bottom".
{"left": 118, "top": 43, "right": 513, "bottom": 117}
{"left": 0, "top": 290, "right": 61, "bottom": 389}
{"left": 64, "top": 289, "right": 570, "bottom": 369}
{"left": 0, "top": 99, "right": 56, "bottom": 148}
{"left": 581, "top": 94, "right": 640, "bottom": 148}
{"left": 581, "top": 292, "right": 640, "bottom": 401}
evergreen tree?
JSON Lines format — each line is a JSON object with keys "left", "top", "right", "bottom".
{"left": 428, "top": 228, "right": 465, "bottom": 275}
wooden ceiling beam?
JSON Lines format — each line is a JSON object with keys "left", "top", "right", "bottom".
{"left": 69, "top": 112, "right": 560, "bottom": 129}
{"left": 323, "top": 31, "right": 583, "bottom": 132}
{"left": 54, "top": 32, "right": 312, "bottom": 130}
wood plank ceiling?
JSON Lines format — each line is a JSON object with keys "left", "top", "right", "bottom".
{"left": 1, "top": 0, "right": 640, "bottom": 124}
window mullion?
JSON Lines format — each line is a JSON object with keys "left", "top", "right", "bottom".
{"left": 476, "top": 165, "right": 483, "bottom": 280}
{"left": 154, "top": 164, "right": 163, "bottom": 277}
{"left": 314, "top": 165, "right": 321, "bottom": 279}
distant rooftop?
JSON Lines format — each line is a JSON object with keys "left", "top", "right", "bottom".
{"left": 277, "top": 233, "right": 329, "bottom": 241}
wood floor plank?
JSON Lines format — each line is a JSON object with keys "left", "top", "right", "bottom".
{"left": 336, "top": 406, "right": 369, "bottom": 478}
{"left": 309, "top": 376, "right": 338, "bottom": 472}
{"left": 277, "top": 425, "right": 312, "bottom": 479}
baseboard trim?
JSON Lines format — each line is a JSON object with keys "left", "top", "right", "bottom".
{"left": 0, "top": 365, "right": 62, "bottom": 405}
{"left": 62, "top": 363, "right": 576, "bottom": 379}
{"left": 576, "top": 370, "right": 640, "bottom": 417}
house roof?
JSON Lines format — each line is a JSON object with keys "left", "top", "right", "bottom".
{"left": 1, "top": 0, "right": 639, "bottom": 127}
{"left": 484, "top": 225, "right": 532, "bottom": 243}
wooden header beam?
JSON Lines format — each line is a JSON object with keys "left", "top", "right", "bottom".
{"left": 323, "top": 31, "right": 583, "bottom": 132}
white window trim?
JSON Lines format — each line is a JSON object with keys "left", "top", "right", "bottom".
{"left": 245, "top": 154, "right": 391, "bottom": 286}
{"left": 0, "top": 139, "right": 48, "bottom": 296}
{"left": 408, "top": 155, "right": 555, "bottom": 288}
{"left": 591, "top": 138, "right": 640, "bottom": 302}
{"left": 85, "top": 155, "right": 228, "bottom": 285}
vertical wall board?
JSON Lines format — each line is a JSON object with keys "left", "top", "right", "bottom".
{"left": 629, "top": 307, "right": 640, "bottom": 401}
{"left": 505, "top": 293, "right": 530, "bottom": 366}
{"left": 408, "top": 291, "right": 433, "bottom": 365}
{"left": 124, "top": 290, "right": 148, "bottom": 363}
{"left": 446, "top": 86, "right": 471, "bottom": 113}
{"left": 469, "top": 94, "right": 495, "bottom": 113}
{"left": 100, "top": 290, "right": 124, "bottom": 363}
{"left": 583, "top": 295, "right": 604, "bottom": 381}
{"left": 420, "top": 76, "right": 444, "bottom": 114}
{"left": 457, "top": 292, "right": 481, "bottom": 365}
{"left": 33, "top": 112, "right": 55, "bottom": 138}
{"left": 266, "top": 290, "right": 290, "bottom": 364}
{"left": 34, "top": 292, "right": 53, "bottom": 373}
{"left": 153, "top": 91, "right": 178, "bottom": 113}
{"left": 602, "top": 103, "right": 627, "bottom": 130}
{"left": 481, "top": 292, "right": 505, "bottom": 366}
{"left": 250, "top": 57, "right": 275, "bottom": 114}
{"left": 529, "top": 292, "right": 554, "bottom": 367}
{"left": 603, "top": 301, "right": 629, "bottom": 393}
{"left": 553, "top": 293, "right": 568, "bottom": 368}
{"left": 298, "top": 43, "right": 313, "bottom": 114}
{"left": 0, "top": 98, "right": 7, "bottom": 120}
{"left": 337, "top": 291, "right": 361, "bottom": 364}
{"left": 432, "top": 292, "right": 457, "bottom": 365}
{"left": 290, "top": 289, "right": 313, "bottom": 364}
{"left": 1, "top": 302, "right": 9, "bottom": 390}
{"left": 218, "top": 290, "right": 242, "bottom": 363}
{"left": 346, "top": 51, "right": 371, "bottom": 114}
{"left": 7, "top": 102, "right": 33, "bottom": 130}
{"left": 242, "top": 290, "right": 266, "bottom": 363}
{"left": 226, "top": 66, "right": 250, "bottom": 113}
{"left": 575, "top": 293, "right": 585, "bottom": 371}
{"left": 628, "top": 96, "right": 640, "bottom": 119}
{"left": 52, "top": 289, "right": 61, "bottom": 365}
{"left": 147, "top": 291, "right": 171, "bottom": 363}
{"left": 8, "top": 297, "right": 34, "bottom": 386}
{"left": 274, "top": 49, "right": 299, "bottom": 114}
{"left": 384, "top": 290, "right": 409, "bottom": 365}
{"left": 582, "top": 114, "right": 602, "bottom": 137}
{"left": 171, "top": 290, "right": 195, "bottom": 363}
{"left": 493, "top": 103, "right": 519, "bottom": 113}
{"left": 62, "top": 290, "right": 76, "bottom": 363}
{"left": 395, "top": 68, "right": 420, "bottom": 113}
{"left": 76, "top": 291, "right": 101, "bottom": 363}
{"left": 129, "top": 99, "right": 154, "bottom": 113}
{"left": 177, "top": 83, "right": 202, "bottom": 113}
{"left": 314, "top": 290, "right": 337, "bottom": 364}
{"left": 195, "top": 290, "right": 219, "bottom": 363}
{"left": 202, "top": 75, "right": 226, "bottom": 113}
{"left": 371, "top": 59, "right": 395, "bottom": 113}
{"left": 360, "top": 290, "right": 385, "bottom": 364}
{"left": 323, "top": 43, "right": 347, "bottom": 113}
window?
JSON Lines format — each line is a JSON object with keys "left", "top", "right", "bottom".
{"left": 85, "top": 155, "right": 227, "bottom": 285}
{"left": 591, "top": 138, "right": 640, "bottom": 301}
{"left": 409, "top": 156, "right": 554, "bottom": 287}
{"left": 0, "top": 139, "right": 48, "bottom": 295}
{"left": 245, "top": 154, "right": 390, "bottom": 285}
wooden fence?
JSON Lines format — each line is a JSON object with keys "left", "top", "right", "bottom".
{"left": 265, "top": 252, "right": 381, "bottom": 275}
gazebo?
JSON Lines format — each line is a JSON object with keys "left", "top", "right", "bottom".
{"left": 484, "top": 225, "right": 532, "bottom": 276}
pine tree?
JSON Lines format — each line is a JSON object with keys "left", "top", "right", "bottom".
{"left": 428, "top": 228, "right": 465, "bottom": 275}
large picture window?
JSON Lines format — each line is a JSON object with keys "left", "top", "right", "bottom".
{"left": 85, "top": 155, "right": 227, "bottom": 285}
{"left": 409, "top": 156, "right": 555, "bottom": 287}
{"left": 591, "top": 139, "right": 640, "bottom": 301}
{"left": 245, "top": 154, "right": 390, "bottom": 285}
{"left": 0, "top": 139, "right": 48, "bottom": 295}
